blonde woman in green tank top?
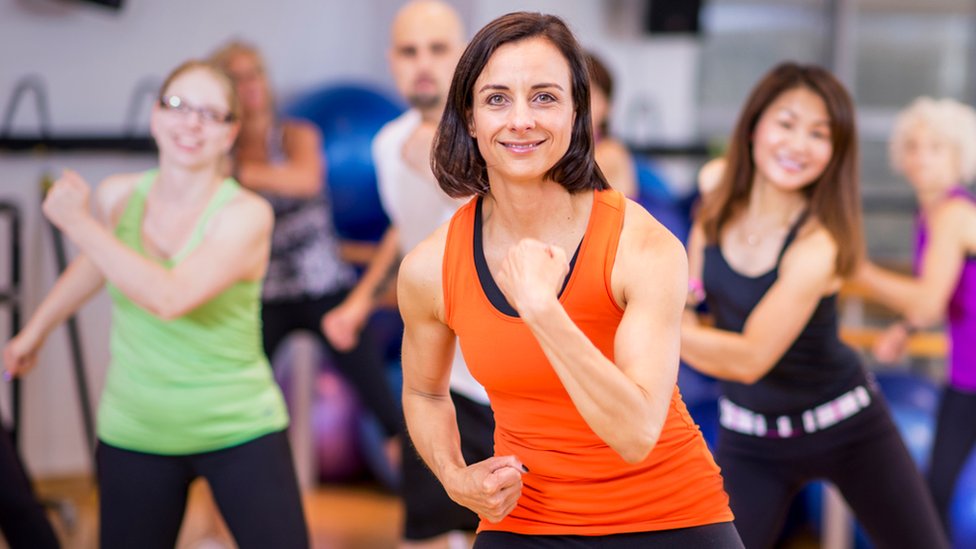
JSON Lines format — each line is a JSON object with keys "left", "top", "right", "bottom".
{"left": 2, "top": 60, "right": 308, "bottom": 548}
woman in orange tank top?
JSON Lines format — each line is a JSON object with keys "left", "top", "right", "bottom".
{"left": 397, "top": 12, "right": 742, "bottom": 548}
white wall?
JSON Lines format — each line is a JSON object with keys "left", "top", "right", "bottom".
{"left": 0, "top": 152, "right": 154, "bottom": 476}
{"left": 0, "top": 0, "right": 410, "bottom": 132}
{"left": 0, "top": 0, "right": 703, "bottom": 477}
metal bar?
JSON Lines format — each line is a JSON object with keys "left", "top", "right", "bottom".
{"left": 0, "top": 136, "right": 155, "bottom": 153}
{"left": 0, "top": 202, "right": 22, "bottom": 447}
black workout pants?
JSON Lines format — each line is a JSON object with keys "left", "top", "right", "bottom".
{"left": 262, "top": 290, "right": 403, "bottom": 438}
{"left": 0, "top": 428, "right": 59, "bottom": 548}
{"left": 717, "top": 400, "right": 948, "bottom": 549}
{"left": 96, "top": 430, "right": 308, "bottom": 549}
{"left": 473, "top": 522, "right": 743, "bottom": 548}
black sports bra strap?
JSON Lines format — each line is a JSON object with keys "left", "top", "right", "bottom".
{"left": 473, "top": 196, "right": 582, "bottom": 317}
{"left": 775, "top": 209, "right": 811, "bottom": 264}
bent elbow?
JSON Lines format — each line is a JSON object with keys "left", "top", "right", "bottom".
{"left": 736, "top": 358, "right": 774, "bottom": 385}
{"left": 737, "top": 371, "right": 764, "bottom": 385}
{"left": 613, "top": 428, "right": 659, "bottom": 464}
{"left": 618, "top": 445, "right": 652, "bottom": 465}
{"left": 153, "top": 303, "right": 185, "bottom": 321}
{"left": 907, "top": 307, "right": 944, "bottom": 330}
{"left": 150, "top": 293, "right": 191, "bottom": 321}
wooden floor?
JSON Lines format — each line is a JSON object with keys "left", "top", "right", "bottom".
{"left": 10, "top": 476, "right": 823, "bottom": 549}
{"left": 12, "top": 476, "right": 402, "bottom": 549}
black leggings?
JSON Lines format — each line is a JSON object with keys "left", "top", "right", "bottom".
{"left": 96, "top": 431, "right": 308, "bottom": 549}
{"left": 0, "top": 429, "right": 59, "bottom": 549}
{"left": 473, "top": 522, "right": 743, "bottom": 548}
{"left": 717, "top": 400, "right": 948, "bottom": 549}
{"left": 929, "top": 387, "right": 976, "bottom": 532}
{"left": 262, "top": 290, "right": 403, "bottom": 438}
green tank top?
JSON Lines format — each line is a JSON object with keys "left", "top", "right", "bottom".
{"left": 98, "top": 169, "right": 288, "bottom": 455}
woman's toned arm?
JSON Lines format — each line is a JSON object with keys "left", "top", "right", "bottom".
{"left": 235, "top": 121, "right": 324, "bottom": 198}
{"left": 399, "top": 225, "right": 525, "bottom": 523}
{"left": 496, "top": 202, "right": 686, "bottom": 464}
{"left": 856, "top": 198, "right": 973, "bottom": 328}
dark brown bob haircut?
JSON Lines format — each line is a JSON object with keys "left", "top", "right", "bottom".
{"left": 432, "top": 11, "right": 610, "bottom": 198}
{"left": 698, "top": 62, "right": 863, "bottom": 277}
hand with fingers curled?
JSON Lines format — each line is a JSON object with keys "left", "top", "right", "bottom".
{"left": 42, "top": 169, "right": 93, "bottom": 234}
{"left": 321, "top": 297, "right": 370, "bottom": 352}
{"left": 872, "top": 322, "right": 910, "bottom": 365}
{"left": 443, "top": 455, "right": 527, "bottom": 524}
{"left": 3, "top": 330, "right": 44, "bottom": 381}
{"left": 494, "top": 238, "right": 569, "bottom": 320}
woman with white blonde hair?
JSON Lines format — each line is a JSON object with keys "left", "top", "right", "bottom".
{"left": 855, "top": 96, "right": 976, "bottom": 534}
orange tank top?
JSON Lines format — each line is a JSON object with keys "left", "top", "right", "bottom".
{"left": 443, "top": 189, "right": 733, "bottom": 535}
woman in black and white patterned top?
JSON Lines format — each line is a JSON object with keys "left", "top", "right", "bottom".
{"left": 211, "top": 42, "right": 403, "bottom": 454}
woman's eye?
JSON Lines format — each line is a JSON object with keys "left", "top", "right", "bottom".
{"left": 487, "top": 94, "right": 507, "bottom": 106}
{"left": 535, "top": 93, "right": 556, "bottom": 103}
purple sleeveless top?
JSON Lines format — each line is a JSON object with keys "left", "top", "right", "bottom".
{"left": 915, "top": 186, "right": 976, "bottom": 392}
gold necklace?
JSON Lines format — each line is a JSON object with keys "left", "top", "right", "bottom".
{"left": 738, "top": 208, "right": 804, "bottom": 247}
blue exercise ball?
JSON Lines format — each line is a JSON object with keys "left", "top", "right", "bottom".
{"left": 874, "top": 370, "right": 940, "bottom": 416}
{"left": 286, "top": 83, "right": 405, "bottom": 242}
{"left": 950, "top": 451, "right": 976, "bottom": 548}
{"left": 875, "top": 370, "right": 938, "bottom": 471}
{"left": 888, "top": 405, "right": 936, "bottom": 470}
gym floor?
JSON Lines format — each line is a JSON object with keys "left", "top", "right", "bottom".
{"left": 19, "top": 475, "right": 822, "bottom": 549}
{"left": 28, "top": 475, "right": 401, "bottom": 549}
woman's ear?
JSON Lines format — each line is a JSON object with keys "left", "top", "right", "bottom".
{"left": 223, "top": 121, "right": 242, "bottom": 153}
{"left": 466, "top": 109, "right": 476, "bottom": 137}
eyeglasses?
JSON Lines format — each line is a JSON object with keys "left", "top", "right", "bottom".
{"left": 158, "top": 95, "right": 236, "bottom": 124}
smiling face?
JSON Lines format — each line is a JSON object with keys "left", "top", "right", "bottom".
{"left": 751, "top": 86, "right": 833, "bottom": 192}
{"left": 468, "top": 37, "right": 574, "bottom": 187}
{"left": 150, "top": 67, "right": 239, "bottom": 170}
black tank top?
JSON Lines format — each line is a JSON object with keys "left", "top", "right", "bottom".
{"left": 702, "top": 214, "right": 865, "bottom": 414}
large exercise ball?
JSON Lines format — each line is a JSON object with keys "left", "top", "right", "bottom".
{"left": 875, "top": 370, "right": 939, "bottom": 470}
{"left": 286, "top": 83, "right": 405, "bottom": 242}
{"left": 312, "top": 366, "right": 367, "bottom": 483}
{"left": 874, "top": 369, "right": 940, "bottom": 416}
{"left": 950, "top": 451, "right": 976, "bottom": 548}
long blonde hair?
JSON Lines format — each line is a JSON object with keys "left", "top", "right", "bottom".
{"left": 209, "top": 41, "right": 275, "bottom": 115}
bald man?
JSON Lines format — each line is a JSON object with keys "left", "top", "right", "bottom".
{"left": 321, "top": 2, "right": 492, "bottom": 548}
